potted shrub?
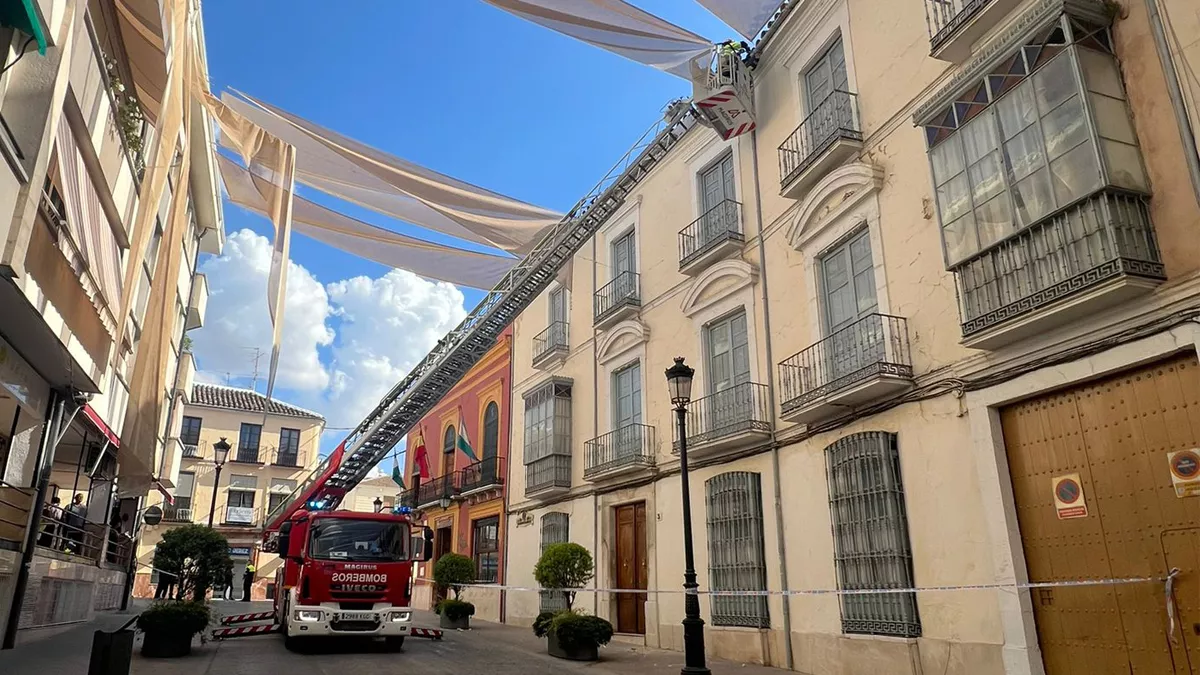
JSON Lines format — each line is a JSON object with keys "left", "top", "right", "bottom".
{"left": 137, "top": 601, "right": 210, "bottom": 658}
{"left": 432, "top": 553, "right": 476, "bottom": 629}
{"left": 532, "top": 543, "right": 613, "bottom": 661}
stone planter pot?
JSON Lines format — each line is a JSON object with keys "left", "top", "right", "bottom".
{"left": 140, "top": 631, "right": 193, "bottom": 658}
{"left": 439, "top": 614, "right": 470, "bottom": 630}
{"left": 547, "top": 631, "right": 599, "bottom": 661}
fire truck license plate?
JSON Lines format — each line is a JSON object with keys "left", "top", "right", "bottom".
{"left": 338, "top": 611, "right": 377, "bottom": 622}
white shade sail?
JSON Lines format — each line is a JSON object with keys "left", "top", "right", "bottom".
{"left": 218, "top": 93, "right": 561, "bottom": 255}
{"left": 693, "top": 0, "right": 781, "bottom": 40}
{"left": 218, "top": 155, "right": 518, "bottom": 290}
{"left": 481, "top": 0, "right": 713, "bottom": 79}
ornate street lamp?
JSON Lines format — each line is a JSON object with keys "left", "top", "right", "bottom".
{"left": 665, "top": 357, "right": 709, "bottom": 675}
{"left": 208, "top": 437, "right": 230, "bottom": 528}
{"left": 373, "top": 496, "right": 383, "bottom": 513}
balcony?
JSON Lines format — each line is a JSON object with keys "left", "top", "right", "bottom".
{"left": 181, "top": 439, "right": 204, "bottom": 459}
{"left": 175, "top": 350, "right": 196, "bottom": 401}
{"left": 163, "top": 503, "right": 193, "bottom": 523}
{"left": 233, "top": 446, "right": 263, "bottom": 464}
{"left": 185, "top": 273, "right": 208, "bottom": 330}
{"left": 532, "top": 322, "right": 569, "bottom": 369}
{"left": 594, "top": 271, "right": 640, "bottom": 329}
{"left": 924, "top": 0, "right": 1024, "bottom": 63}
{"left": 584, "top": 424, "right": 656, "bottom": 482}
{"left": 679, "top": 200, "right": 743, "bottom": 275}
{"left": 779, "top": 314, "right": 914, "bottom": 424}
{"left": 779, "top": 90, "right": 862, "bottom": 200}
{"left": 413, "top": 473, "right": 463, "bottom": 509}
{"left": 672, "top": 383, "right": 771, "bottom": 458}
{"left": 954, "top": 191, "right": 1164, "bottom": 350}
{"left": 525, "top": 455, "right": 571, "bottom": 499}
{"left": 460, "top": 456, "right": 505, "bottom": 496}
{"left": 271, "top": 446, "right": 301, "bottom": 468}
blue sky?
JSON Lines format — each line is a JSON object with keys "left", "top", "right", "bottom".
{"left": 192, "top": 1, "right": 740, "bottom": 458}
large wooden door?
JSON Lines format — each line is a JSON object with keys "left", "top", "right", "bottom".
{"left": 1001, "top": 353, "right": 1200, "bottom": 674}
{"left": 614, "top": 503, "right": 647, "bottom": 634}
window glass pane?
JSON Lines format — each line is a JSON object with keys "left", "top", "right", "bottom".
{"left": 930, "top": 135, "right": 964, "bottom": 185}
{"left": 1012, "top": 168, "right": 1056, "bottom": 226}
{"left": 937, "top": 173, "right": 971, "bottom": 223}
{"left": 960, "top": 112, "right": 999, "bottom": 165}
{"left": 1033, "top": 52, "right": 1076, "bottom": 113}
{"left": 1078, "top": 46, "right": 1124, "bottom": 99}
{"left": 1102, "top": 140, "right": 1150, "bottom": 191}
{"left": 997, "top": 80, "right": 1037, "bottom": 139}
{"left": 1041, "top": 96, "right": 1088, "bottom": 160}
{"left": 943, "top": 214, "right": 979, "bottom": 265}
{"left": 853, "top": 271, "right": 877, "bottom": 314}
{"left": 1050, "top": 140, "right": 1101, "bottom": 204}
{"left": 1003, "top": 125, "right": 1046, "bottom": 182}
{"left": 828, "top": 284, "right": 855, "bottom": 328}
{"left": 974, "top": 195, "right": 1015, "bottom": 248}
{"left": 968, "top": 152, "right": 1005, "bottom": 203}
{"left": 1090, "top": 93, "right": 1136, "bottom": 145}
{"left": 849, "top": 234, "right": 872, "bottom": 271}
{"left": 177, "top": 472, "right": 195, "bottom": 498}
{"left": 228, "top": 474, "right": 257, "bottom": 490}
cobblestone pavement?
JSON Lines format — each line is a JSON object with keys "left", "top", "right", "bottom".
{"left": 6, "top": 600, "right": 789, "bottom": 675}
{"left": 127, "top": 601, "right": 787, "bottom": 675}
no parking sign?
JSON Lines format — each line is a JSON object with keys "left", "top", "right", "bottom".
{"left": 1052, "top": 473, "right": 1088, "bottom": 520}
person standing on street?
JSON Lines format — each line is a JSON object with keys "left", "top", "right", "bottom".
{"left": 38, "top": 497, "right": 63, "bottom": 549}
{"left": 242, "top": 562, "right": 256, "bottom": 601}
{"left": 64, "top": 493, "right": 87, "bottom": 554}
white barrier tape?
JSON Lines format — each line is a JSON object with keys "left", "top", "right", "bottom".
{"left": 458, "top": 575, "right": 1160, "bottom": 597}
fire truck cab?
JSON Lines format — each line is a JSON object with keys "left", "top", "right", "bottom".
{"left": 272, "top": 506, "right": 433, "bottom": 650}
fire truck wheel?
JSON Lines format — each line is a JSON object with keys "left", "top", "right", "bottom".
{"left": 385, "top": 636, "right": 405, "bottom": 651}
{"left": 284, "top": 632, "right": 306, "bottom": 653}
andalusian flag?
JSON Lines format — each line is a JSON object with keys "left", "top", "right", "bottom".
{"left": 457, "top": 408, "right": 479, "bottom": 462}
{"left": 391, "top": 454, "right": 405, "bottom": 490}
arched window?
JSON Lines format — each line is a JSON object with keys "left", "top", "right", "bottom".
{"left": 443, "top": 425, "right": 456, "bottom": 455}
{"left": 483, "top": 402, "right": 500, "bottom": 461}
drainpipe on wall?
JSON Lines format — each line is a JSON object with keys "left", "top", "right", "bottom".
{"left": 1144, "top": 0, "right": 1200, "bottom": 204}
{"left": 749, "top": 127, "right": 795, "bottom": 671}
{"left": 2, "top": 392, "right": 67, "bottom": 650}
{"left": 590, "top": 236, "right": 600, "bottom": 617}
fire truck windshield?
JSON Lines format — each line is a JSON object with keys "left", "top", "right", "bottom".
{"left": 308, "top": 519, "right": 410, "bottom": 562}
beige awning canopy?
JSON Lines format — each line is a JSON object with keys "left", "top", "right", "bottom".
{"left": 113, "top": 0, "right": 167, "bottom": 123}
{"left": 218, "top": 155, "right": 518, "bottom": 290}
{"left": 219, "top": 92, "right": 562, "bottom": 255}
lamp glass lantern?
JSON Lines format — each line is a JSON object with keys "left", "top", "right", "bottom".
{"left": 665, "top": 356, "right": 695, "bottom": 407}
{"left": 213, "top": 437, "right": 231, "bottom": 466}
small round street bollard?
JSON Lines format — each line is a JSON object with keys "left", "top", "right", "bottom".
{"left": 88, "top": 616, "right": 138, "bottom": 675}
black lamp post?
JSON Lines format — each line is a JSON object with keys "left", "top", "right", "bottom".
{"left": 665, "top": 356, "right": 709, "bottom": 675}
{"left": 373, "top": 496, "right": 383, "bottom": 513}
{"left": 208, "top": 437, "right": 230, "bottom": 528}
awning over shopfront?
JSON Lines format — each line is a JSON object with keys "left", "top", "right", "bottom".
{"left": 0, "top": 0, "right": 47, "bottom": 54}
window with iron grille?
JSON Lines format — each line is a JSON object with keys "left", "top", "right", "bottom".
{"left": 472, "top": 516, "right": 500, "bottom": 583}
{"left": 825, "top": 431, "right": 920, "bottom": 637}
{"left": 540, "top": 513, "right": 570, "bottom": 611}
{"left": 705, "top": 472, "right": 769, "bottom": 628}
{"left": 523, "top": 380, "right": 572, "bottom": 493}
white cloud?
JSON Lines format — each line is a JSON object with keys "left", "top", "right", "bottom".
{"left": 193, "top": 229, "right": 334, "bottom": 392}
{"left": 193, "top": 229, "right": 469, "bottom": 438}
{"left": 325, "top": 270, "right": 467, "bottom": 428}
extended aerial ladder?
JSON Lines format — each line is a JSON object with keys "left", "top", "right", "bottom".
{"left": 261, "top": 103, "right": 704, "bottom": 539}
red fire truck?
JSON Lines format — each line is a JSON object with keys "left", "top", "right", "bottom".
{"left": 270, "top": 506, "right": 432, "bottom": 650}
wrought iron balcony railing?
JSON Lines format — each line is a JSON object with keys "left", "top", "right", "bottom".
{"left": 678, "top": 200, "right": 743, "bottom": 269}
{"left": 673, "top": 382, "right": 770, "bottom": 451}
{"left": 594, "top": 271, "right": 640, "bottom": 325}
{"left": 272, "top": 446, "right": 301, "bottom": 467}
{"left": 779, "top": 90, "right": 862, "bottom": 189}
{"left": 461, "top": 456, "right": 505, "bottom": 493}
{"left": 953, "top": 190, "right": 1164, "bottom": 339}
{"left": 181, "top": 440, "right": 203, "bottom": 458}
{"left": 533, "top": 322, "right": 569, "bottom": 363}
{"left": 413, "top": 472, "right": 463, "bottom": 507}
{"left": 163, "top": 503, "right": 193, "bottom": 522}
{"left": 526, "top": 455, "right": 571, "bottom": 496}
{"left": 585, "top": 423, "right": 656, "bottom": 479}
{"left": 779, "top": 314, "right": 913, "bottom": 414}
{"left": 233, "top": 446, "right": 262, "bottom": 464}
{"left": 924, "top": 0, "right": 991, "bottom": 51}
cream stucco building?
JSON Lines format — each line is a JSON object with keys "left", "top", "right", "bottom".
{"left": 504, "top": 0, "right": 1200, "bottom": 674}
{"left": 133, "top": 383, "right": 324, "bottom": 601}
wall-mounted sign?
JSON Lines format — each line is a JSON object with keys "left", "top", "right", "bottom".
{"left": 229, "top": 547, "right": 252, "bottom": 557}
{"left": 516, "top": 512, "right": 533, "bottom": 527}
{"left": 1167, "top": 449, "right": 1200, "bottom": 498}
{"left": 1052, "top": 473, "right": 1088, "bottom": 520}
